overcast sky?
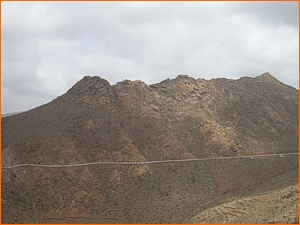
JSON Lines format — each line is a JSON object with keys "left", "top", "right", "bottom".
{"left": 2, "top": 2, "right": 299, "bottom": 114}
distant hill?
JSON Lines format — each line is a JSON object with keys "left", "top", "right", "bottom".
{"left": 2, "top": 72, "right": 298, "bottom": 223}
{"left": 2, "top": 111, "right": 23, "bottom": 117}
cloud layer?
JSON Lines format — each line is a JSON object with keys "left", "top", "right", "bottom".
{"left": 2, "top": 2, "right": 298, "bottom": 114}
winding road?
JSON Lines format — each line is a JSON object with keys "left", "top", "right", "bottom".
{"left": 2, "top": 152, "right": 298, "bottom": 169}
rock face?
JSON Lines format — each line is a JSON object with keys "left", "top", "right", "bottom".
{"left": 2, "top": 73, "right": 298, "bottom": 223}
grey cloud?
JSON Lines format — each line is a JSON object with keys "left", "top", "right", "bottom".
{"left": 228, "top": 2, "right": 298, "bottom": 28}
{"left": 2, "top": 2, "right": 298, "bottom": 114}
{"left": 2, "top": 87, "right": 50, "bottom": 114}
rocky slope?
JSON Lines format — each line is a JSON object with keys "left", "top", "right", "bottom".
{"left": 2, "top": 72, "right": 298, "bottom": 223}
{"left": 188, "top": 169, "right": 298, "bottom": 224}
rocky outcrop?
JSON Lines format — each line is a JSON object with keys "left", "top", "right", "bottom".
{"left": 67, "top": 76, "right": 115, "bottom": 109}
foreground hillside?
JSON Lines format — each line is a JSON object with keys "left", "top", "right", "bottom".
{"left": 2, "top": 156, "right": 298, "bottom": 223}
{"left": 2, "top": 72, "right": 298, "bottom": 223}
{"left": 188, "top": 169, "right": 298, "bottom": 224}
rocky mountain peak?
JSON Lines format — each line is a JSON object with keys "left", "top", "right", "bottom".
{"left": 176, "top": 74, "right": 189, "bottom": 79}
{"left": 261, "top": 72, "right": 273, "bottom": 77}
{"left": 176, "top": 74, "right": 196, "bottom": 82}
{"left": 68, "top": 76, "right": 110, "bottom": 92}
{"left": 116, "top": 79, "right": 148, "bottom": 87}
{"left": 256, "top": 72, "right": 279, "bottom": 82}
{"left": 66, "top": 76, "right": 114, "bottom": 108}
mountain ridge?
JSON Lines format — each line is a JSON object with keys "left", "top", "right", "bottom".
{"left": 2, "top": 72, "right": 298, "bottom": 164}
{"left": 2, "top": 72, "right": 298, "bottom": 223}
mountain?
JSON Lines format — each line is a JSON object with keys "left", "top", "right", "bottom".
{"left": 2, "top": 72, "right": 298, "bottom": 223}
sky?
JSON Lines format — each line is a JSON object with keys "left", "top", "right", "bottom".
{"left": 2, "top": 2, "right": 299, "bottom": 114}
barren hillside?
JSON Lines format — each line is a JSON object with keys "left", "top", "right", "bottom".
{"left": 188, "top": 169, "right": 298, "bottom": 224}
{"left": 2, "top": 72, "right": 298, "bottom": 223}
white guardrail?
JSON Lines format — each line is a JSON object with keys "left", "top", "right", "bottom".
{"left": 1, "top": 152, "right": 298, "bottom": 169}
